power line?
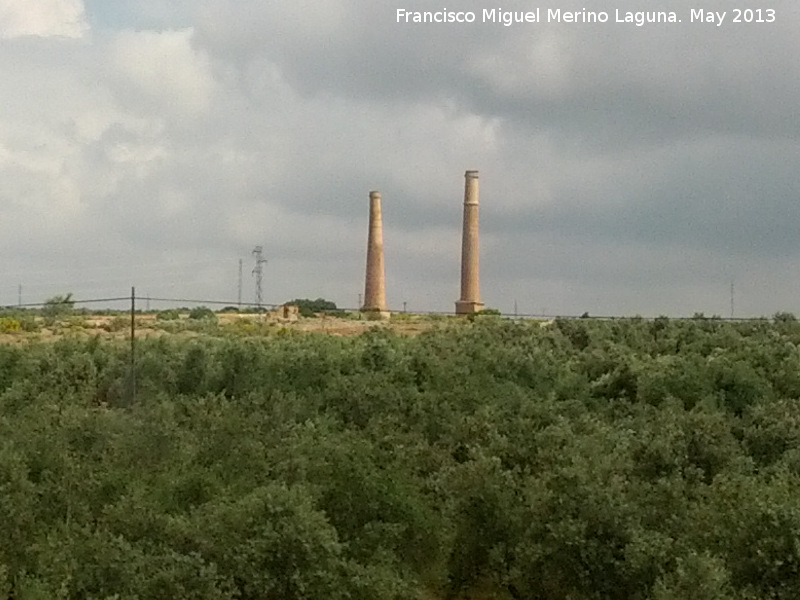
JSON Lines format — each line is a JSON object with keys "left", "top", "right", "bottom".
{"left": 5, "top": 296, "right": 130, "bottom": 309}
{"left": 0, "top": 289, "right": 791, "bottom": 322}
{"left": 146, "top": 296, "right": 278, "bottom": 308}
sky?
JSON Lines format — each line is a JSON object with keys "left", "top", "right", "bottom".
{"left": 1, "top": 0, "right": 799, "bottom": 317}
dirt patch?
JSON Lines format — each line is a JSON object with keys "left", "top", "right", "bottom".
{"left": 0, "top": 313, "right": 447, "bottom": 344}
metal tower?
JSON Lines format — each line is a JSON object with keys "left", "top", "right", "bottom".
{"left": 238, "top": 258, "right": 243, "bottom": 308}
{"left": 252, "top": 246, "right": 267, "bottom": 311}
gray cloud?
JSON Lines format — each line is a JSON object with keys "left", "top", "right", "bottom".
{"left": 1, "top": 0, "right": 799, "bottom": 316}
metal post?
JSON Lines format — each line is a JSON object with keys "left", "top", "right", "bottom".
{"left": 130, "top": 286, "right": 136, "bottom": 404}
{"left": 238, "top": 259, "right": 243, "bottom": 309}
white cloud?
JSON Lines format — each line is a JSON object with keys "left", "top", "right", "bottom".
{"left": 470, "top": 29, "right": 575, "bottom": 99}
{"left": 108, "top": 28, "right": 216, "bottom": 117}
{"left": 0, "top": 0, "right": 88, "bottom": 39}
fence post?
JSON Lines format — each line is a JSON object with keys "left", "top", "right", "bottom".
{"left": 130, "top": 286, "right": 136, "bottom": 404}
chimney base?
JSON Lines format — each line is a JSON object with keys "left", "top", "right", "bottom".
{"left": 362, "top": 308, "right": 391, "bottom": 321}
{"left": 455, "top": 300, "right": 485, "bottom": 315}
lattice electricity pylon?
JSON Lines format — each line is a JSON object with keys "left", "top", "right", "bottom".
{"left": 252, "top": 246, "right": 268, "bottom": 311}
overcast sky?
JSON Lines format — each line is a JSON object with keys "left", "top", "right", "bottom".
{"left": 1, "top": 0, "right": 798, "bottom": 316}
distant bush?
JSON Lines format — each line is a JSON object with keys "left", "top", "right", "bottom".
{"left": 188, "top": 306, "right": 217, "bottom": 322}
{"left": 223, "top": 317, "right": 259, "bottom": 335}
{"left": 41, "top": 293, "right": 75, "bottom": 324}
{"left": 156, "top": 309, "right": 181, "bottom": 321}
{"left": 466, "top": 308, "right": 502, "bottom": 322}
{"left": 104, "top": 316, "right": 129, "bottom": 332}
{"left": 774, "top": 311, "right": 797, "bottom": 323}
{"left": 339, "top": 311, "right": 362, "bottom": 321}
{"left": 391, "top": 312, "right": 413, "bottom": 322}
{"left": 287, "top": 298, "right": 342, "bottom": 318}
{"left": 18, "top": 315, "right": 40, "bottom": 332}
{"left": 65, "top": 316, "right": 88, "bottom": 329}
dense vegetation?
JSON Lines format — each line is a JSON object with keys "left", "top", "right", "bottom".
{"left": 2, "top": 315, "right": 800, "bottom": 599}
{"left": 286, "top": 298, "right": 342, "bottom": 317}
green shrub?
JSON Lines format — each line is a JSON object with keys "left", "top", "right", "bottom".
{"left": 0, "top": 318, "right": 21, "bottom": 333}
{"left": 105, "top": 316, "right": 129, "bottom": 332}
{"left": 156, "top": 309, "right": 181, "bottom": 321}
{"left": 188, "top": 306, "right": 217, "bottom": 322}
{"left": 41, "top": 293, "right": 75, "bottom": 322}
{"left": 18, "top": 316, "right": 40, "bottom": 332}
{"left": 225, "top": 317, "right": 258, "bottom": 335}
{"left": 286, "top": 298, "right": 341, "bottom": 318}
{"left": 66, "top": 316, "right": 88, "bottom": 330}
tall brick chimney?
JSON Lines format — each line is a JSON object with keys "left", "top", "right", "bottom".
{"left": 362, "top": 190, "right": 390, "bottom": 319}
{"left": 455, "top": 170, "right": 485, "bottom": 315}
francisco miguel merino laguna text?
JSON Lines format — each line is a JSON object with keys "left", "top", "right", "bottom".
{"left": 396, "top": 8, "right": 682, "bottom": 26}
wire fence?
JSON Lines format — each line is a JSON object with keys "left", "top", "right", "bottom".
{"left": 0, "top": 288, "right": 782, "bottom": 322}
